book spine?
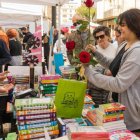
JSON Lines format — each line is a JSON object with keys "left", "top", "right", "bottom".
{"left": 18, "top": 118, "right": 56, "bottom": 125}
{"left": 19, "top": 132, "right": 45, "bottom": 140}
{"left": 18, "top": 121, "right": 58, "bottom": 130}
{"left": 86, "top": 112, "right": 97, "bottom": 122}
{"left": 103, "top": 117, "right": 124, "bottom": 123}
{"left": 20, "top": 104, "right": 54, "bottom": 110}
{"left": 17, "top": 113, "right": 56, "bottom": 121}
{"left": 17, "top": 109, "right": 55, "bottom": 116}
{"left": 19, "top": 130, "right": 59, "bottom": 140}
{"left": 86, "top": 115, "right": 97, "bottom": 126}
{"left": 57, "top": 118, "right": 66, "bottom": 136}
{"left": 19, "top": 125, "right": 58, "bottom": 135}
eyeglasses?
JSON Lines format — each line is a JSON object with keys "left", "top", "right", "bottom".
{"left": 95, "top": 34, "right": 105, "bottom": 40}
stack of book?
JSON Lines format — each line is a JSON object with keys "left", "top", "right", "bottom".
{"left": 15, "top": 98, "right": 59, "bottom": 140}
{"left": 39, "top": 84, "right": 58, "bottom": 97}
{"left": 39, "top": 75, "right": 61, "bottom": 97}
{"left": 59, "top": 65, "right": 77, "bottom": 80}
{"left": 7, "top": 75, "right": 29, "bottom": 84}
{"left": 96, "top": 103, "right": 126, "bottom": 132}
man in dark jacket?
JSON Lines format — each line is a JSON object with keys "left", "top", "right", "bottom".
{"left": 20, "top": 27, "right": 33, "bottom": 43}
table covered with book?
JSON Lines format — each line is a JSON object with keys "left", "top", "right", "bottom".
{"left": 1, "top": 65, "right": 139, "bottom": 140}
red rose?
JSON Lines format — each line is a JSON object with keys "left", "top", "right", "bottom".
{"left": 84, "top": 0, "right": 94, "bottom": 8}
{"left": 66, "top": 41, "right": 75, "bottom": 51}
{"left": 79, "top": 51, "right": 91, "bottom": 63}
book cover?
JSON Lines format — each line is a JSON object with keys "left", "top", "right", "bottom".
{"left": 99, "top": 103, "right": 125, "bottom": 113}
{"left": 109, "top": 130, "right": 140, "bottom": 140}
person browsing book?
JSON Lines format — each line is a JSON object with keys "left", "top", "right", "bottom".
{"left": 84, "top": 8, "right": 140, "bottom": 133}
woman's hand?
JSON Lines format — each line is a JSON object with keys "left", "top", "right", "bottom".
{"left": 0, "top": 76, "right": 7, "bottom": 81}
{"left": 0, "top": 71, "right": 10, "bottom": 81}
{"left": 0, "top": 71, "right": 9, "bottom": 76}
{"left": 0, "top": 83, "right": 14, "bottom": 93}
{"left": 85, "top": 44, "right": 96, "bottom": 53}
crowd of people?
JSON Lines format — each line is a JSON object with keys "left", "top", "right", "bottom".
{"left": 0, "top": 8, "right": 140, "bottom": 136}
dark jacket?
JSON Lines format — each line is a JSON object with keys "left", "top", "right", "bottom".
{"left": 23, "top": 32, "right": 33, "bottom": 43}
{"left": 0, "top": 39, "right": 11, "bottom": 65}
{"left": 9, "top": 39, "right": 22, "bottom": 56}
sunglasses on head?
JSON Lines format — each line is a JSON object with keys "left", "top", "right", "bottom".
{"left": 95, "top": 34, "right": 105, "bottom": 40}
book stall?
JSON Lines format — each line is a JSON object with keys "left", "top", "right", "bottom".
{"left": 0, "top": 64, "right": 139, "bottom": 140}
{"left": 0, "top": 0, "right": 139, "bottom": 139}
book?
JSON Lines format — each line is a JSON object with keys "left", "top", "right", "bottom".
{"left": 16, "top": 109, "right": 56, "bottom": 116}
{"left": 18, "top": 121, "right": 58, "bottom": 130}
{"left": 19, "top": 130, "right": 59, "bottom": 140}
{"left": 19, "top": 125, "right": 58, "bottom": 135}
{"left": 99, "top": 103, "right": 125, "bottom": 113}
{"left": 17, "top": 113, "right": 56, "bottom": 121}
{"left": 62, "top": 118, "right": 87, "bottom": 126}
{"left": 68, "top": 126, "right": 109, "bottom": 140}
{"left": 18, "top": 118, "right": 56, "bottom": 125}
{"left": 15, "top": 98, "right": 54, "bottom": 111}
{"left": 86, "top": 115, "right": 97, "bottom": 126}
{"left": 86, "top": 110, "right": 97, "bottom": 126}
{"left": 96, "top": 108, "right": 124, "bottom": 123}
{"left": 109, "top": 130, "right": 140, "bottom": 140}
{"left": 40, "top": 75, "right": 61, "bottom": 84}
{"left": 57, "top": 118, "right": 66, "bottom": 136}
{"left": 84, "top": 119, "right": 94, "bottom": 126}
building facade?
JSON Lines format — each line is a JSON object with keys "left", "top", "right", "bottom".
{"left": 95, "top": 0, "right": 140, "bottom": 36}
{"left": 56, "top": 0, "right": 82, "bottom": 27}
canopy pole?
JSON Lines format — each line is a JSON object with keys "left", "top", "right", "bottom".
{"left": 58, "top": 3, "right": 61, "bottom": 50}
{"left": 52, "top": 6, "right": 56, "bottom": 28}
{"left": 41, "top": 14, "right": 46, "bottom": 74}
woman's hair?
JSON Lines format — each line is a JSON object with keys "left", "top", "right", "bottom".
{"left": 42, "top": 33, "right": 47, "bottom": 40}
{"left": 6, "top": 28, "right": 18, "bottom": 38}
{"left": 93, "top": 25, "right": 110, "bottom": 38}
{"left": 117, "top": 8, "right": 140, "bottom": 38}
{"left": 0, "top": 30, "right": 9, "bottom": 49}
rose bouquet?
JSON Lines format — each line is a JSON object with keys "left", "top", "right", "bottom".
{"left": 66, "top": 40, "right": 98, "bottom": 80}
{"left": 65, "top": 0, "right": 97, "bottom": 80}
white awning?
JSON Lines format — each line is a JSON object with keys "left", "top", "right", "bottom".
{"left": 1, "top": 0, "right": 70, "bottom": 6}
{"left": 0, "top": 0, "right": 70, "bottom": 25}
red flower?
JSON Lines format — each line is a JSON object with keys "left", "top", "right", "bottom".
{"left": 79, "top": 51, "right": 91, "bottom": 63}
{"left": 84, "top": 0, "right": 94, "bottom": 8}
{"left": 66, "top": 41, "right": 75, "bottom": 51}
